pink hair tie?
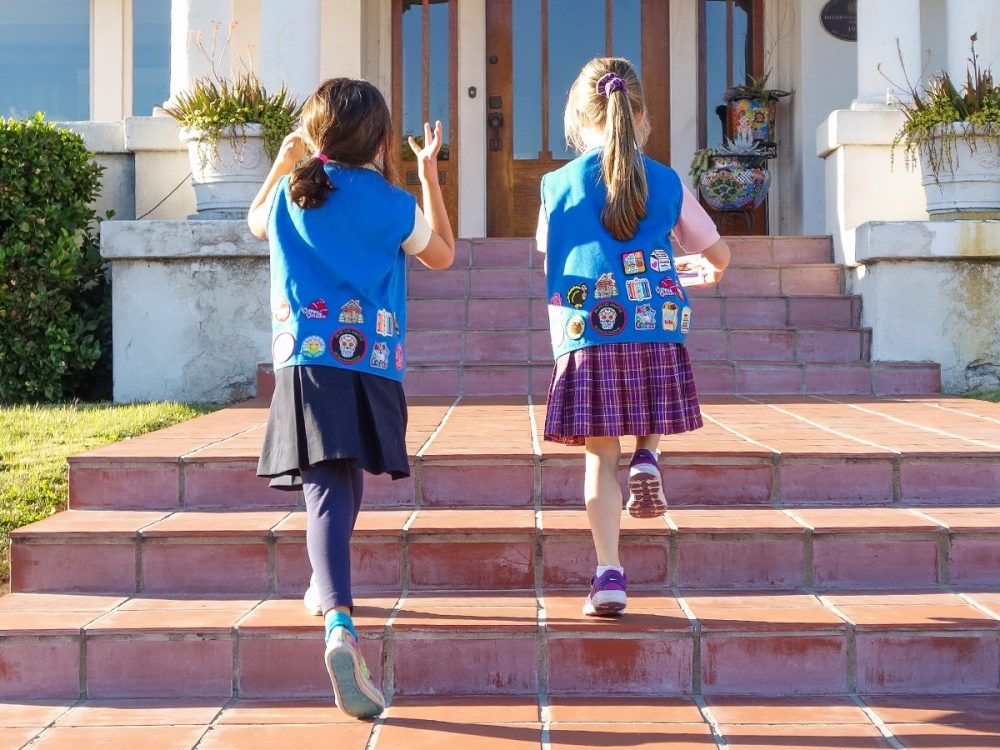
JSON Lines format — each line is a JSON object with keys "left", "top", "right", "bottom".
{"left": 314, "top": 152, "right": 330, "bottom": 164}
{"left": 596, "top": 72, "right": 627, "bottom": 97}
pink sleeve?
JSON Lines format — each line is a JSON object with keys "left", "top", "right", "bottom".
{"left": 673, "top": 184, "right": 721, "bottom": 254}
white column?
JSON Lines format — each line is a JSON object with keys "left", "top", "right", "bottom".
{"left": 457, "top": 0, "right": 487, "bottom": 238}
{"left": 91, "top": 0, "right": 128, "bottom": 120}
{"left": 169, "top": 0, "right": 232, "bottom": 100}
{"left": 947, "top": 0, "right": 1000, "bottom": 80}
{"left": 855, "top": 0, "right": 921, "bottom": 108}
{"left": 259, "top": 0, "right": 321, "bottom": 105}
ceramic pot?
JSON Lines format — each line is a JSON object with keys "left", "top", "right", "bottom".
{"left": 918, "top": 123, "right": 1000, "bottom": 219}
{"left": 698, "top": 156, "right": 771, "bottom": 211}
{"left": 180, "top": 124, "right": 270, "bottom": 218}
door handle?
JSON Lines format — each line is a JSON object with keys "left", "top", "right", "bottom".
{"left": 487, "top": 112, "right": 504, "bottom": 151}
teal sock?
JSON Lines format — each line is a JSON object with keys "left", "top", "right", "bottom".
{"left": 325, "top": 610, "right": 357, "bottom": 641}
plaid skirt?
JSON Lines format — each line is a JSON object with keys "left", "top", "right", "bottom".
{"left": 544, "top": 342, "right": 703, "bottom": 446}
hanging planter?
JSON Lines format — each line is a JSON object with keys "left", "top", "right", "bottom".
{"left": 723, "top": 72, "right": 790, "bottom": 144}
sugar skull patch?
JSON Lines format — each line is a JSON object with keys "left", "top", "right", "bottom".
{"left": 300, "top": 335, "right": 326, "bottom": 358}
{"left": 370, "top": 341, "right": 390, "bottom": 369}
{"left": 626, "top": 277, "right": 652, "bottom": 301}
{"left": 338, "top": 300, "right": 364, "bottom": 324}
{"left": 331, "top": 328, "right": 366, "bottom": 364}
{"left": 590, "top": 301, "right": 625, "bottom": 336}
{"left": 594, "top": 272, "right": 619, "bottom": 299}
{"left": 302, "top": 299, "right": 329, "bottom": 320}
{"left": 634, "top": 304, "right": 656, "bottom": 330}
{"left": 567, "top": 283, "right": 589, "bottom": 309}
{"left": 649, "top": 249, "right": 672, "bottom": 272}
{"left": 621, "top": 250, "right": 645, "bottom": 275}
{"left": 272, "top": 332, "right": 296, "bottom": 363}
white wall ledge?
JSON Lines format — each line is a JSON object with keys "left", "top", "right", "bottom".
{"left": 54, "top": 121, "right": 127, "bottom": 154}
{"left": 857, "top": 220, "right": 1000, "bottom": 262}
{"left": 101, "top": 220, "right": 267, "bottom": 259}
{"left": 124, "top": 115, "right": 187, "bottom": 152}
{"left": 817, "top": 109, "right": 908, "bottom": 158}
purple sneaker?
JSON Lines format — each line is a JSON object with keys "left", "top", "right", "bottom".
{"left": 583, "top": 569, "right": 629, "bottom": 617}
{"left": 626, "top": 448, "right": 668, "bottom": 519}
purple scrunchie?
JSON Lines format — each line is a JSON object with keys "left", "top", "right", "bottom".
{"left": 596, "top": 72, "right": 628, "bottom": 97}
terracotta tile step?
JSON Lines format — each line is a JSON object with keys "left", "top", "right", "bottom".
{"left": 2, "top": 588, "right": 998, "bottom": 700}
{"left": 12, "top": 507, "right": 1000, "bottom": 595}
{"left": 11, "top": 693, "right": 1000, "bottom": 750}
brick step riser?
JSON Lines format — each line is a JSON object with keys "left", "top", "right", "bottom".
{"left": 67, "top": 455, "right": 994, "bottom": 511}
{"left": 12, "top": 529, "right": 999, "bottom": 596}
{"left": 408, "top": 297, "right": 863, "bottom": 332}
{"left": 5, "top": 622, "right": 996, "bottom": 701}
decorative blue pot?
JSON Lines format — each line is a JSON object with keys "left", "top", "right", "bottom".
{"left": 698, "top": 156, "right": 771, "bottom": 211}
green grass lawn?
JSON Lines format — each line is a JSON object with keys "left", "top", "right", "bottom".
{"left": 964, "top": 388, "right": 1000, "bottom": 403}
{"left": 0, "top": 402, "right": 217, "bottom": 589}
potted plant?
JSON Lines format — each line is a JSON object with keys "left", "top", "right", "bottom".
{"left": 891, "top": 34, "right": 1000, "bottom": 218}
{"left": 690, "top": 134, "right": 772, "bottom": 211}
{"left": 723, "top": 71, "right": 791, "bottom": 144}
{"left": 163, "top": 25, "right": 301, "bottom": 217}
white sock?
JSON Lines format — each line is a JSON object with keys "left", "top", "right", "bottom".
{"left": 596, "top": 565, "right": 624, "bottom": 577}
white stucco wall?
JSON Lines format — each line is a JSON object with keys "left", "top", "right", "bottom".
{"left": 101, "top": 220, "right": 270, "bottom": 403}
{"left": 57, "top": 121, "right": 136, "bottom": 222}
{"left": 857, "top": 220, "right": 1000, "bottom": 392}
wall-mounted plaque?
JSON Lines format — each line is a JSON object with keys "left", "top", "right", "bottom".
{"left": 820, "top": 0, "right": 857, "bottom": 42}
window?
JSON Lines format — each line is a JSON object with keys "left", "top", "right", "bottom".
{"left": 0, "top": 1, "right": 90, "bottom": 121}
{"left": 133, "top": 0, "right": 171, "bottom": 116}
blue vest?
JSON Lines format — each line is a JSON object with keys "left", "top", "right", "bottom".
{"left": 541, "top": 150, "right": 690, "bottom": 358}
{"left": 268, "top": 164, "right": 416, "bottom": 381}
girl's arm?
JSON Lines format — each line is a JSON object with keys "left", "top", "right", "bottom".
{"left": 407, "top": 121, "right": 455, "bottom": 270}
{"left": 247, "top": 131, "right": 308, "bottom": 239}
{"left": 673, "top": 184, "right": 730, "bottom": 288}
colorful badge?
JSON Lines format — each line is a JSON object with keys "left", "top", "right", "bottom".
{"left": 656, "top": 276, "right": 684, "bottom": 300}
{"left": 549, "top": 292, "right": 563, "bottom": 307}
{"left": 272, "top": 332, "right": 295, "bottom": 363}
{"left": 566, "top": 314, "right": 586, "bottom": 340}
{"left": 680, "top": 306, "right": 692, "bottom": 334}
{"left": 567, "top": 283, "right": 588, "bottom": 309}
{"left": 301, "top": 299, "right": 329, "bottom": 320}
{"left": 621, "top": 250, "right": 646, "bottom": 275}
{"left": 331, "top": 328, "right": 366, "bottom": 364}
{"left": 590, "top": 301, "right": 626, "bottom": 336}
{"left": 634, "top": 304, "right": 656, "bottom": 330}
{"left": 338, "top": 300, "right": 364, "bottom": 324}
{"left": 274, "top": 297, "right": 291, "bottom": 323}
{"left": 395, "top": 343, "right": 405, "bottom": 370}
{"left": 376, "top": 309, "right": 397, "bottom": 337}
{"left": 300, "top": 335, "right": 326, "bottom": 358}
{"left": 662, "top": 301, "right": 679, "bottom": 332}
{"left": 649, "top": 249, "right": 672, "bottom": 272}
{"left": 370, "top": 341, "right": 390, "bottom": 369}
{"left": 594, "top": 272, "right": 619, "bottom": 299}
{"left": 626, "top": 277, "right": 652, "bottom": 301}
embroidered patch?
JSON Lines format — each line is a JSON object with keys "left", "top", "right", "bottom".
{"left": 395, "top": 343, "right": 405, "bottom": 370}
{"left": 274, "top": 297, "right": 291, "bottom": 322}
{"left": 331, "top": 328, "right": 366, "bottom": 364}
{"left": 662, "top": 301, "right": 679, "bottom": 332}
{"left": 376, "top": 309, "right": 397, "bottom": 337}
{"left": 594, "top": 272, "right": 619, "bottom": 299}
{"left": 272, "top": 332, "right": 295, "bottom": 363}
{"left": 549, "top": 292, "right": 563, "bottom": 307}
{"left": 655, "top": 276, "right": 684, "bottom": 300}
{"left": 634, "top": 304, "right": 656, "bottom": 330}
{"left": 338, "top": 300, "right": 364, "bottom": 324}
{"left": 621, "top": 250, "right": 646, "bottom": 275}
{"left": 590, "top": 301, "right": 626, "bottom": 336}
{"left": 626, "top": 277, "right": 652, "bottom": 301}
{"left": 370, "top": 341, "right": 390, "bottom": 369}
{"left": 302, "top": 299, "right": 329, "bottom": 320}
{"left": 567, "top": 283, "right": 589, "bottom": 309}
{"left": 649, "top": 248, "right": 672, "bottom": 272}
{"left": 680, "top": 306, "right": 692, "bottom": 334}
{"left": 566, "top": 314, "right": 586, "bottom": 340}
{"left": 300, "top": 335, "right": 326, "bottom": 358}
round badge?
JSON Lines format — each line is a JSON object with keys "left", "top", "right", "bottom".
{"left": 272, "top": 332, "right": 296, "bottom": 363}
{"left": 589, "top": 301, "right": 625, "bottom": 336}
{"left": 301, "top": 335, "right": 326, "bottom": 358}
{"left": 566, "top": 314, "right": 586, "bottom": 340}
{"left": 331, "top": 328, "right": 366, "bottom": 364}
{"left": 274, "top": 297, "right": 291, "bottom": 322}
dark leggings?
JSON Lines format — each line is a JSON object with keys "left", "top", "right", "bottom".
{"left": 301, "top": 459, "right": 364, "bottom": 613}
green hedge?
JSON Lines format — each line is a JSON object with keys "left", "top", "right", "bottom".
{"left": 0, "top": 114, "right": 111, "bottom": 403}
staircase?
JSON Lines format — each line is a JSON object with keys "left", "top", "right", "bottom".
{"left": 4, "top": 237, "right": 1000, "bottom": 748}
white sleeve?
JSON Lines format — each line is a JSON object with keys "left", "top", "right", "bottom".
{"left": 535, "top": 204, "right": 548, "bottom": 254}
{"left": 401, "top": 205, "right": 434, "bottom": 255}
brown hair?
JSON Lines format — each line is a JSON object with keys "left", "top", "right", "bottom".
{"left": 564, "top": 57, "right": 650, "bottom": 241}
{"left": 289, "top": 78, "right": 398, "bottom": 209}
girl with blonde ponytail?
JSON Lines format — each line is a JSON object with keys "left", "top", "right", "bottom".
{"left": 539, "top": 57, "right": 730, "bottom": 618}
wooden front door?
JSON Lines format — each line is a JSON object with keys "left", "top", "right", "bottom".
{"left": 486, "top": 0, "right": 671, "bottom": 237}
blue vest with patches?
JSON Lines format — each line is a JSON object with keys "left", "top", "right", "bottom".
{"left": 268, "top": 164, "right": 416, "bottom": 381}
{"left": 541, "top": 150, "right": 690, "bottom": 358}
